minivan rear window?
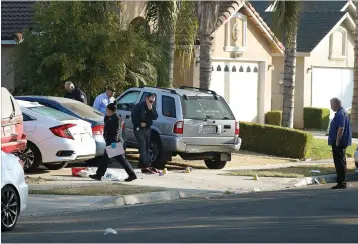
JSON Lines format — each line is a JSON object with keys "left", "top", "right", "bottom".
{"left": 29, "top": 106, "right": 76, "bottom": 121}
{"left": 181, "top": 96, "right": 235, "bottom": 120}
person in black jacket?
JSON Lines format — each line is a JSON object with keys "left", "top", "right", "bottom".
{"left": 90, "top": 103, "right": 137, "bottom": 182}
{"left": 131, "top": 93, "right": 159, "bottom": 174}
{"left": 64, "top": 81, "right": 87, "bottom": 104}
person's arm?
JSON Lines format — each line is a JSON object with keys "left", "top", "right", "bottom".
{"left": 335, "top": 113, "right": 345, "bottom": 146}
{"left": 149, "top": 104, "right": 159, "bottom": 120}
{"left": 79, "top": 90, "right": 87, "bottom": 104}
{"left": 131, "top": 105, "right": 141, "bottom": 128}
{"left": 93, "top": 96, "right": 100, "bottom": 110}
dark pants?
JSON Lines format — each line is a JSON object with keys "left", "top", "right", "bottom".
{"left": 96, "top": 150, "right": 136, "bottom": 177}
{"left": 332, "top": 145, "right": 347, "bottom": 186}
{"left": 134, "top": 128, "right": 151, "bottom": 168}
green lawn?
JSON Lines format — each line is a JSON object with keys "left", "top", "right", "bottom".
{"left": 221, "top": 163, "right": 355, "bottom": 178}
{"left": 310, "top": 138, "right": 357, "bottom": 160}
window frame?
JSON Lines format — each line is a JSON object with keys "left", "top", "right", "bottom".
{"left": 161, "top": 95, "right": 176, "bottom": 118}
{"left": 117, "top": 90, "right": 141, "bottom": 111}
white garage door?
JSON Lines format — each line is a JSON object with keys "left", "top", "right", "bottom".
{"left": 210, "top": 61, "right": 259, "bottom": 122}
{"left": 312, "top": 67, "right": 353, "bottom": 118}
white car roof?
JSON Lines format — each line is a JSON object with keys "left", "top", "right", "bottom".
{"left": 16, "top": 100, "right": 43, "bottom": 108}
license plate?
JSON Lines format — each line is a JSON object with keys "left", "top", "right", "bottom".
{"left": 3, "top": 126, "right": 12, "bottom": 137}
{"left": 199, "top": 125, "right": 217, "bottom": 134}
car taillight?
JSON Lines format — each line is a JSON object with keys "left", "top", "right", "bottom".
{"left": 50, "top": 124, "right": 76, "bottom": 140}
{"left": 235, "top": 121, "right": 240, "bottom": 135}
{"left": 122, "top": 122, "right": 125, "bottom": 131}
{"left": 92, "top": 125, "right": 104, "bottom": 135}
{"left": 173, "top": 121, "right": 184, "bottom": 134}
{"left": 18, "top": 159, "right": 24, "bottom": 168}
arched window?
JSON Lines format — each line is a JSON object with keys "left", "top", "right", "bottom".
{"left": 329, "top": 26, "right": 347, "bottom": 60}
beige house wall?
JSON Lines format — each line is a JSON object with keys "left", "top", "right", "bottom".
{"left": 174, "top": 12, "right": 276, "bottom": 123}
{"left": 1, "top": 45, "right": 16, "bottom": 90}
{"left": 271, "top": 21, "right": 355, "bottom": 129}
{"left": 120, "top": 0, "right": 146, "bottom": 24}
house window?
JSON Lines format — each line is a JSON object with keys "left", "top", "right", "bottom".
{"left": 224, "top": 12, "right": 248, "bottom": 53}
{"left": 329, "top": 27, "right": 347, "bottom": 61}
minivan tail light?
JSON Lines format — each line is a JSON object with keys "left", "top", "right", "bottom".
{"left": 92, "top": 125, "right": 104, "bottom": 135}
{"left": 173, "top": 121, "right": 184, "bottom": 134}
{"left": 122, "top": 122, "right": 125, "bottom": 132}
{"left": 50, "top": 124, "right": 76, "bottom": 140}
{"left": 235, "top": 121, "right": 240, "bottom": 135}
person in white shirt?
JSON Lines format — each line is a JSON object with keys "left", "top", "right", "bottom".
{"left": 93, "top": 87, "right": 116, "bottom": 114}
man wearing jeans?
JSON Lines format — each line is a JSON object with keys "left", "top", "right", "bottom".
{"left": 131, "top": 93, "right": 159, "bottom": 174}
{"left": 328, "top": 98, "right": 352, "bottom": 189}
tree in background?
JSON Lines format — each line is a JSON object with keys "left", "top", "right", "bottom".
{"left": 196, "top": 1, "right": 220, "bottom": 89}
{"left": 145, "top": 0, "right": 198, "bottom": 88}
{"left": 10, "top": 1, "right": 160, "bottom": 97}
{"left": 272, "top": 0, "right": 301, "bottom": 128}
{"left": 351, "top": 1, "right": 358, "bottom": 136}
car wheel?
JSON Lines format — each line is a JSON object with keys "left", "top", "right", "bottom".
{"left": 1, "top": 185, "right": 20, "bottom": 232}
{"left": 14, "top": 142, "right": 42, "bottom": 173}
{"left": 43, "top": 162, "right": 68, "bottom": 170}
{"left": 204, "top": 159, "right": 227, "bottom": 169}
{"left": 149, "top": 134, "right": 167, "bottom": 169}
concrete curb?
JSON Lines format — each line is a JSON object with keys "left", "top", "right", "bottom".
{"left": 294, "top": 173, "right": 358, "bottom": 187}
{"left": 91, "top": 190, "right": 223, "bottom": 208}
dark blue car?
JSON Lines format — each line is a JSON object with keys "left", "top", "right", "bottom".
{"left": 15, "top": 96, "right": 107, "bottom": 163}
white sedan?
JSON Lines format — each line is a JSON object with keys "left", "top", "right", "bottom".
{"left": 1, "top": 151, "right": 28, "bottom": 231}
{"left": 15, "top": 100, "right": 96, "bottom": 172}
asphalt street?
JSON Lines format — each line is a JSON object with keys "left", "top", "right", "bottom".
{"left": 2, "top": 182, "right": 358, "bottom": 243}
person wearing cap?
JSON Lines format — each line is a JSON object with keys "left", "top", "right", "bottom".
{"left": 64, "top": 81, "right": 87, "bottom": 104}
{"left": 89, "top": 103, "right": 137, "bottom": 182}
{"left": 93, "top": 87, "right": 116, "bottom": 114}
{"left": 131, "top": 93, "right": 159, "bottom": 174}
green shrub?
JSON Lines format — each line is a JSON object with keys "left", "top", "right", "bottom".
{"left": 304, "top": 107, "right": 330, "bottom": 130}
{"left": 265, "top": 110, "right": 282, "bottom": 126}
{"left": 240, "top": 122, "right": 313, "bottom": 159}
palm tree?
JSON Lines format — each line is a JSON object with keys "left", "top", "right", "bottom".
{"left": 196, "top": 1, "right": 220, "bottom": 89}
{"left": 351, "top": 1, "right": 358, "bottom": 136}
{"left": 145, "top": 0, "right": 197, "bottom": 88}
{"left": 272, "top": 0, "right": 301, "bottom": 128}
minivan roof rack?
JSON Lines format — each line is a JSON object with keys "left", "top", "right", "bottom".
{"left": 138, "top": 85, "right": 177, "bottom": 95}
{"left": 179, "top": 86, "right": 217, "bottom": 96}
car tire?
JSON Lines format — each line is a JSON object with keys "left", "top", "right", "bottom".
{"left": 1, "top": 185, "right": 20, "bottom": 232}
{"left": 149, "top": 134, "right": 167, "bottom": 170}
{"left": 14, "top": 141, "right": 42, "bottom": 173}
{"left": 43, "top": 162, "right": 68, "bottom": 170}
{"left": 204, "top": 159, "right": 227, "bottom": 169}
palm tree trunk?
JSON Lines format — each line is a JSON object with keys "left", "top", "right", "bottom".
{"left": 282, "top": 31, "right": 297, "bottom": 128}
{"left": 199, "top": 35, "right": 212, "bottom": 89}
{"left": 351, "top": 4, "right": 358, "bottom": 136}
{"left": 168, "top": 26, "right": 175, "bottom": 88}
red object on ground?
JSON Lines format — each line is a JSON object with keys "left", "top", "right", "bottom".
{"left": 72, "top": 167, "right": 87, "bottom": 177}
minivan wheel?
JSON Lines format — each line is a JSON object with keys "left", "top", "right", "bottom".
{"left": 204, "top": 159, "right": 227, "bottom": 169}
{"left": 150, "top": 134, "right": 167, "bottom": 169}
{"left": 43, "top": 162, "right": 68, "bottom": 170}
{"left": 1, "top": 185, "right": 20, "bottom": 232}
{"left": 14, "top": 142, "right": 42, "bottom": 173}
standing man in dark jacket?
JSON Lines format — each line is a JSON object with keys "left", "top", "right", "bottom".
{"left": 131, "top": 93, "right": 159, "bottom": 174}
{"left": 90, "top": 103, "right": 137, "bottom": 182}
{"left": 328, "top": 98, "right": 352, "bottom": 189}
{"left": 64, "top": 81, "right": 87, "bottom": 104}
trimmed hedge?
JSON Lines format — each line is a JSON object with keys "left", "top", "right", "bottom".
{"left": 240, "top": 122, "right": 313, "bottom": 159}
{"left": 304, "top": 107, "right": 330, "bottom": 130}
{"left": 265, "top": 110, "right": 282, "bottom": 126}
